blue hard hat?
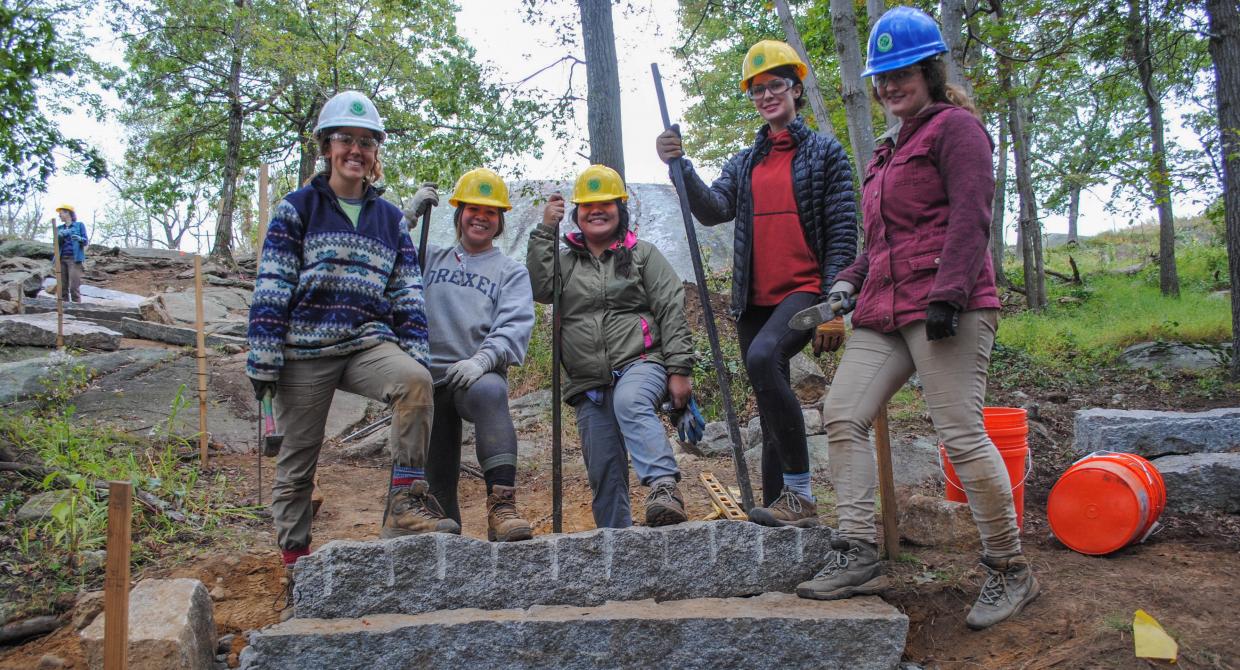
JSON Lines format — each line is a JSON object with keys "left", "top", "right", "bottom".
{"left": 861, "top": 7, "right": 948, "bottom": 77}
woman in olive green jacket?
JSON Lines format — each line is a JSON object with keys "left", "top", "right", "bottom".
{"left": 527, "top": 165, "right": 694, "bottom": 529}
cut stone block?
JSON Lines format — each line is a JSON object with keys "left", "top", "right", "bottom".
{"left": 0, "top": 313, "right": 120, "bottom": 350}
{"left": 1074, "top": 408, "right": 1240, "bottom": 458}
{"left": 240, "top": 593, "right": 907, "bottom": 670}
{"left": 1155, "top": 452, "right": 1240, "bottom": 513}
{"left": 81, "top": 578, "right": 216, "bottom": 670}
{"left": 293, "top": 520, "right": 836, "bottom": 619}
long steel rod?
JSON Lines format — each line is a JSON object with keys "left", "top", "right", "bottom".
{"left": 551, "top": 206, "right": 564, "bottom": 533}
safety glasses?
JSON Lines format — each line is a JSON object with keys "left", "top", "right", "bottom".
{"left": 873, "top": 67, "right": 919, "bottom": 89}
{"left": 328, "top": 133, "right": 381, "bottom": 151}
{"left": 746, "top": 77, "right": 795, "bottom": 100}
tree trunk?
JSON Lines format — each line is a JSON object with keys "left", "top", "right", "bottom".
{"left": 940, "top": 0, "right": 974, "bottom": 97}
{"left": 1067, "top": 183, "right": 1081, "bottom": 244}
{"left": 578, "top": 0, "right": 624, "bottom": 180}
{"left": 1127, "top": 0, "right": 1179, "bottom": 297}
{"left": 865, "top": 0, "right": 897, "bottom": 130}
{"left": 828, "top": 0, "right": 876, "bottom": 176}
{"left": 211, "top": 0, "right": 246, "bottom": 264}
{"left": 1206, "top": 0, "right": 1240, "bottom": 379}
{"left": 1008, "top": 91, "right": 1045, "bottom": 310}
{"left": 773, "top": 0, "right": 836, "bottom": 138}
{"left": 991, "top": 119, "right": 1008, "bottom": 284}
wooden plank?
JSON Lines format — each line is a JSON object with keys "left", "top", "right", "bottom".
{"left": 194, "top": 255, "right": 209, "bottom": 463}
{"left": 257, "top": 163, "right": 270, "bottom": 253}
{"left": 104, "top": 480, "right": 132, "bottom": 670}
{"left": 873, "top": 405, "right": 900, "bottom": 559}
{"left": 51, "top": 217, "right": 63, "bottom": 349}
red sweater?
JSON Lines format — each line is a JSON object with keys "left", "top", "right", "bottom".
{"left": 749, "top": 130, "right": 820, "bottom": 306}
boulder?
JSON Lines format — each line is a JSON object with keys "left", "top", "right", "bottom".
{"left": 686, "top": 420, "right": 734, "bottom": 457}
{"left": 0, "top": 240, "right": 54, "bottom": 259}
{"left": 0, "top": 270, "right": 47, "bottom": 301}
{"left": 16, "top": 490, "right": 74, "bottom": 523}
{"left": 81, "top": 578, "right": 216, "bottom": 670}
{"left": 0, "top": 313, "right": 120, "bottom": 350}
{"left": 138, "top": 295, "right": 176, "bottom": 325}
{"left": 160, "top": 287, "right": 251, "bottom": 324}
{"left": 1118, "top": 341, "right": 1228, "bottom": 371}
{"left": 1154, "top": 453, "right": 1240, "bottom": 513}
{"left": 789, "top": 352, "right": 827, "bottom": 402}
{"left": 1074, "top": 408, "right": 1240, "bottom": 458}
{"left": 898, "top": 494, "right": 979, "bottom": 548}
{"left": 240, "top": 593, "right": 907, "bottom": 670}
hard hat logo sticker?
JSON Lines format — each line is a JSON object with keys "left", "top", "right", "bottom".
{"left": 479, "top": 183, "right": 493, "bottom": 196}
{"left": 350, "top": 101, "right": 365, "bottom": 115}
{"left": 588, "top": 178, "right": 601, "bottom": 192}
{"left": 752, "top": 54, "right": 765, "bottom": 67}
{"left": 877, "top": 33, "right": 893, "bottom": 52}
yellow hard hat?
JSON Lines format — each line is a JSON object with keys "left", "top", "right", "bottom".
{"left": 449, "top": 168, "right": 512, "bottom": 211}
{"left": 571, "top": 165, "right": 627, "bottom": 204}
{"left": 740, "top": 40, "right": 808, "bottom": 91}
{"left": 55, "top": 203, "right": 75, "bottom": 214}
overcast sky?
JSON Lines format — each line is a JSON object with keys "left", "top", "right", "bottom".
{"left": 38, "top": 0, "right": 1201, "bottom": 251}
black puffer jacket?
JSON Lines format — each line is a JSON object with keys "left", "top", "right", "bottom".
{"left": 679, "top": 116, "right": 857, "bottom": 320}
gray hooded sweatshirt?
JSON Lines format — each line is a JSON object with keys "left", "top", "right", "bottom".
{"left": 423, "top": 243, "right": 535, "bottom": 386}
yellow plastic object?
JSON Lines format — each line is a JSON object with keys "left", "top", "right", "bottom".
{"left": 55, "top": 203, "right": 75, "bottom": 214}
{"left": 448, "top": 168, "right": 512, "bottom": 211}
{"left": 571, "top": 164, "right": 628, "bottom": 204}
{"left": 739, "top": 40, "right": 808, "bottom": 91}
{"left": 1133, "top": 609, "right": 1178, "bottom": 662}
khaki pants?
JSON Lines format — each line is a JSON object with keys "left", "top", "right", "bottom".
{"left": 823, "top": 309, "right": 1020, "bottom": 558}
{"left": 59, "top": 260, "right": 82, "bottom": 302}
{"left": 272, "top": 341, "right": 433, "bottom": 551}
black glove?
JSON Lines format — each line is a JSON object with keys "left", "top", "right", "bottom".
{"left": 250, "top": 378, "right": 276, "bottom": 401}
{"left": 925, "top": 302, "right": 960, "bottom": 341}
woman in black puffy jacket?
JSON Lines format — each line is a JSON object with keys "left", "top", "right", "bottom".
{"left": 655, "top": 39, "right": 856, "bottom": 526}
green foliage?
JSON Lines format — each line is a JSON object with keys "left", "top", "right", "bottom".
{"left": 509, "top": 302, "right": 553, "bottom": 396}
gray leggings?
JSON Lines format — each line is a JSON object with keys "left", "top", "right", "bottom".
{"left": 425, "top": 372, "right": 518, "bottom": 523}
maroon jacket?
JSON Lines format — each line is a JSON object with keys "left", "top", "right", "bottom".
{"left": 836, "top": 103, "right": 1000, "bottom": 333}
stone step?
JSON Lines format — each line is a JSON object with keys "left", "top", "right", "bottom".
{"left": 23, "top": 296, "right": 141, "bottom": 330}
{"left": 294, "top": 520, "right": 835, "bottom": 619}
{"left": 240, "top": 592, "right": 907, "bottom": 670}
{"left": 1074, "top": 408, "right": 1240, "bottom": 458}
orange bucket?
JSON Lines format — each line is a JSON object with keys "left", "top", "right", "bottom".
{"left": 940, "top": 407, "right": 1031, "bottom": 529}
{"left": 1047, "top": 452, "right": 1165, "bottom": 555}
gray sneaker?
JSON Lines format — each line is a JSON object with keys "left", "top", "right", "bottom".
{"left": 796, "top": 538, "right": 887, "bottom": 600}
{"left": 748, "top": 488, "right": 819, "bottom": 528}
{"left": 966, "top": 554, "right": 1040, "bottom": 630}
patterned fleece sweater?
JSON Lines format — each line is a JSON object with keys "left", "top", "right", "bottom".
{"left": 246, "top": 175, "right": 429, "bottom": 381}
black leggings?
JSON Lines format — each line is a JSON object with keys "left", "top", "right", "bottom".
{"left": 425, "top": 373, "right": 518, "bottom": 523}
{"left": 737, "top": 292, "right": 815, "bottom": 506}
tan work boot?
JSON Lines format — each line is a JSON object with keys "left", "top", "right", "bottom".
{"left": 966, "top": 554, "right": 1040, "bottom": 630}
{"left": 275, "top": 564, "right": 296, "bottom": 622}
{"left": 487, "top": 485, "right": 533, "bottom": 542}
{"left": 748, "top": 488, "right": 819, "bottom": 528}
{"left": 380, "top": 480, "right": 460, "bottom": 538}
{"left": 644, "top": 481, "right": 688, "bottom": 527}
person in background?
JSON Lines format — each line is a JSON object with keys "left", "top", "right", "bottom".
{"left": 795, "top": 7, "right": 1038, "bottom": 630}
{"left": 526, "top": 165, "right": 694, "bottom": 529}
{"left": 415, "top": 168, "right": 536, "bottom": 542}
{"left": 55, "top": 204, "right": 88, "bottom": 302}
{"left": 655, "top": 40, "right": 857, "bottom": 528}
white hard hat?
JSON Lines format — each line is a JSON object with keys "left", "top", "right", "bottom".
{"left": 314, "top": 91, "right": 386, "bottom": 142}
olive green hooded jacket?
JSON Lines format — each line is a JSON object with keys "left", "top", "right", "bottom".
{"left": 526, "top": 224, "right": 694, "bottom": 402}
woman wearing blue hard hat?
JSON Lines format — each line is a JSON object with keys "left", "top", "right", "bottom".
{"left": 795, "top": 7, "right": 1038, "bottom": 630}
{"left": 655, "top": 40, "right": 857, "bottom": 529}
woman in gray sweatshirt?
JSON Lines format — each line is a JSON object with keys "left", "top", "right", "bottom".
{"left": 410, "top": 168, "right": 536, "bottom": 542}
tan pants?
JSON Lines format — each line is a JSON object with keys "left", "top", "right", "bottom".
{"left": 823, "top": 309, "right": 1021, "bottom": 558}
{"left": 59, "top": 260, "right": 82, "bottom": 302}
{"left": 272, "top": 341, "right": 433, "bottom": 551}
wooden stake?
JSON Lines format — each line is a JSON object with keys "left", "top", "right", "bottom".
{"left": 874, "top": 405, "right": 900, "bottom": 560}
{"left": 194, "top": 255, "right": 209, "bottom": 463}
{"left": 104, "top": 480, "right": 131, "bottom": 670}
{"left": 257, "top": 163, "right": 270, "bottom": 252}
{"left": 51, "top": 218, "right": 64, "bottom": 349}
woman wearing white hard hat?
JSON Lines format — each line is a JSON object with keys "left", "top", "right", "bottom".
{"left": 796, "top": 7, "right": 1037, "bottom": 630}
{"left": 527, "top": 165, "right": 696, "bottom": 529}
{"left": 413, "top": 168, "right": 536, "bottom": 542}
{"left": 655, "top": 40, "right": 857, "bottom": 528}
{"left": 246, "top": 91, "right": 454, "bottom": 612}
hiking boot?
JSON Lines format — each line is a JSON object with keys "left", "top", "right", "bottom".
{"left": 644, "top": 481, "right": 688, "bottom": 527}
{"left": 380, "top": 480, "right": 460, "bottom": 538}
{"left": 796, "top": 538, "right": 887, "bottom": 600}
{"left": 747, "top": 488, "right": 819, "bottom": 528}
{"left": 275, "top": 564, "right": 296, "bottom": 622}
{"left": 487, "top": 485, "right": 533, "bottom": 542}
{"left": 966, "top": 554, "right": 1040, "bottom": 630}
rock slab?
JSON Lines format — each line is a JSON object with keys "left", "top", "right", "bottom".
{"left": 1118, "top": 341, "right": 1228, "bottom": 371}
{"left": 1074, "top": 408, "right": 1240, "bottom": 458}
{"left": 0, "top": 313, "right": 120, "bottom": 350}
{"left": 240, "top": 593, "right": 907, "bottom": 670}
{"left": 293, "top": 520, "right": 836, "bottom": 619}
{"left": 1154, "top": 453, "right": 1240, "bottom": 513}
{"left": 81, "top": 578, "right": 216, "bottom": 670}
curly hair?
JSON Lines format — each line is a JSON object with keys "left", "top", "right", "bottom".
{"left": 870, "top": 56, "right": 980, "bottom": 120}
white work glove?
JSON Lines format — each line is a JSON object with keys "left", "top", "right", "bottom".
{"left": 444, "top": 354, "right": 489, "bottom": 391}
{"left": 826, "top": 280, "right": 856, "bottom": 315}
{"left": 402, "top": 183, "right": 439, "bottom": 225}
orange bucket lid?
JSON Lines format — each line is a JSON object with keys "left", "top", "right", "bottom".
{"left": 1048, "top": 461, "right": 1150, "bottom": 555}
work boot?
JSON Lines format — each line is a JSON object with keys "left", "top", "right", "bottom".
{"left": 275, "top": 564, "right": 296, "bottom": 622}
{"left": 380, "top": 480, "right": 460, "bottom": 538}
{"left": 487, "top": 485, "right": 533, "bottom": 542}
{"left": 644, "top": 481, "right": 688, "bottom": 527}
{"left": 796, "top": 538, "right": 887, "bottom": 600}
{"left": 966, "top": 554, "right": 1040, "bottom": 630}
{"left": 747, "top": 488, "right": 819, "bottom": 528}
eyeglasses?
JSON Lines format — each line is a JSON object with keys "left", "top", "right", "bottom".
{"left": 746, "top": 77, "right": 794, "bottom": 100}
{"left": 873, "top": 68, "right": 919, "bottom": 88}
{"left": 328, "top": 133, "right": 381, "bottom": 151}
